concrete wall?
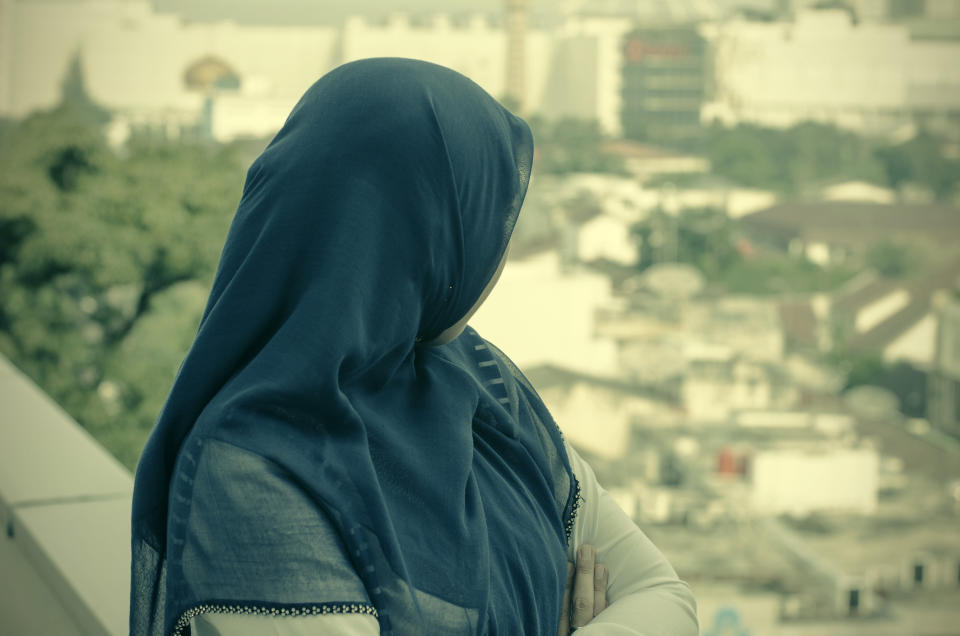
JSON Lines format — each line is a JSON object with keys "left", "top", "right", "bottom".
{"left": 0, "top": 354, "right": 133, "bottom": 635}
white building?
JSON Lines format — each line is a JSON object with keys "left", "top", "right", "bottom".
{"left": 820, "top": 180, "right": 897, "bottom": 204}
{"left": 685, "top": 296, "right": 786, "bottom": 363}
{"left": 538, "top": 16, "right": 634, "bottom": 135}
{"left": 577, "top": 213, "right": 639, "bottom": 265}
{"left": 682, "top": 350, "right": 800, "bottom": 423}
{"left": 700, "top": 8, "right": 960, "bottom": 140}
{"left": 1, "top": 0, "right": 635, "bottom": 141}
{"left": 339, "top": 14, "right": 552, "bottom": 114}
{"left": 470, "top": 249, "right": 619, "bottom": 377}
{"left": 750, "top": 447, "right": 880, "bottom": 515}
{"left": 536, "top": 381, "right": 633, "bottom": 460}
{"left": 0, "top": 0, "right": 339, "bottom": 142}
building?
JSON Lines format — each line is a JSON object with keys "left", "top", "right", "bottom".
{"left": 469, "top": 249, "right": 620, "bottom": 377}
{"left": 504, "top": 0, "right": 533, "bottom": 110}
{"left": 829, "top": 254, "right": 960, "bottom": 368}
{"left": 538, "top": 15, "right": 635, "bottom": 135}
{"left": 522, "top": 364, "right": 676, "bottom": 459}
{"left": 1, "top": 0, "right": 634, "bottom": 141}
{"left": 601, "top": 139, "right": 710, "bottom": 181}
{"left": 740, "top": 201, "right": 960, "bottom": 266}
{"left": 818, "top": 179, "right": 897, "bottom": 204}
{"left": 620, "top": 24, "right": 708, "bottom": 146}
{"left": 777, "top": 256, "right": 960, "bottom": 370}
{"left": 0, "top": 0, "right": 340, "bottom": 142}
{"left": 682, "top": 351, "right": 799, "bottom": 423}
{"left": 700, "top": 8, "right": 960, "bottom": 141}
{"left": 929, "top": 291, "right": 960, "bottom": 438}
{"left": 576, "top": 213, "right": 639, "bottom": 265}
{"left": 750, "top": 446, "right": 879, "bottom": 514}
{"left": 339, "top": 13, "right": 552, "bottom": 113}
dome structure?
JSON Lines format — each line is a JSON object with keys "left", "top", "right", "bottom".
{"left": 183, "top": 55, "right": 241, "bottom": 92}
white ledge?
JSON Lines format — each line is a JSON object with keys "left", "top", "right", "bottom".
{"left": 0, "top": 354, "right": 133, "bottom": 635}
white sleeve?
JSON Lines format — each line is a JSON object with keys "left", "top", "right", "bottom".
{"left": 564, "top": 440, "right": 699, "bottom": 636}
{"left": 191, "top": 611, "right": 380, "bottom": 635}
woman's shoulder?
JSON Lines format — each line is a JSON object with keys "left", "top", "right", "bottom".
{"left": 166, "top": 436, "right": 376, "bottom": 626}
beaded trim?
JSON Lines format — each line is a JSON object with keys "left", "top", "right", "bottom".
{"left": 564, "top": 477, "right": 583, "bottom": 545}
{"left": 173, "top": 602, "right": 379, "bottom": 635}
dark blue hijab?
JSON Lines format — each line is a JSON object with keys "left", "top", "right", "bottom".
{"left": 130, "top": 58, "right": 579, "bottom": 636}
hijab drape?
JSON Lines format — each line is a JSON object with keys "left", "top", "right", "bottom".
{"left": 130, "top": 57, "right": 578, "bottom": 636}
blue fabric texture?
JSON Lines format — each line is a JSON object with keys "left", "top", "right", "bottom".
{"left": 129, "top": 58, "right": 579, "bottom": 636}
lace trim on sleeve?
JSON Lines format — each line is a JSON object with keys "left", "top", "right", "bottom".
{"left": 175, "top": 601, "right": 379, "bottom": 636}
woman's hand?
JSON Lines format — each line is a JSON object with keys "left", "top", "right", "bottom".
{"left": 557, "top": 544, "right": 608, "bottom": 635}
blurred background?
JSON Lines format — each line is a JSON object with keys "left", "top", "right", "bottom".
{"left": 1, "top": 0, "right": 959, "bottom": 634}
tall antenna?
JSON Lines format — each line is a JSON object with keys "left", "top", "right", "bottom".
{"left": 504, "top": 0, "right": 532, "bottom": 112}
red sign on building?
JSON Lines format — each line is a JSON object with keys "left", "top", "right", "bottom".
{"left": 625, "top": 39, "right": 689, "bottom": 62}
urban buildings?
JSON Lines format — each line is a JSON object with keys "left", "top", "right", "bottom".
{"left": 2, "top": 0, "right": 959, "bottom": 633}
{"left": 3, "top": 1, "right": 958, "bottom": 144}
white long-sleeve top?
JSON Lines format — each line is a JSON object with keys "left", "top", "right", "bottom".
{"left": 192, "top": 441, "right": 698, "bottom": 635}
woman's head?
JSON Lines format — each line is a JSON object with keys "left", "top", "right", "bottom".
{"left": 135, "top": 59, "right": 534, "bottom": 486}
{"left": 221, "top": 58, "right": 532, "bottom": 360}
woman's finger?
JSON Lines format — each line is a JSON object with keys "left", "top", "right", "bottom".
{"left": 557, "top": 561, "right": 574, "bottom": 636}
{"left": 571, "top": 544, "right": 595, "bottom": 628}
{"left": 593, "top": 563, "right": 608, "bottom": 616}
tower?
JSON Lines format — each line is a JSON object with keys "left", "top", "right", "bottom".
{"left": 0, "top": 0, "right": 13, "bottom": 115}
{"left": 504, "top": 0, "right": 531, "bottom": 112}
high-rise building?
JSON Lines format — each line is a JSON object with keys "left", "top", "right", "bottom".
{"left": 620, "top": 25, "right": 708, "bottom": 147}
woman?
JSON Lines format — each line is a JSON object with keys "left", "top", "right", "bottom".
{"left": 129, "top": 57, "right": 698, "bottom": 636}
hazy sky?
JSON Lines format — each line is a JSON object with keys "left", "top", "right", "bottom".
{"left": 150, "top": 0, "right": 775, "bottom": 25}
{"left": 153, "top": 0, "right": 565, "bottom": 25}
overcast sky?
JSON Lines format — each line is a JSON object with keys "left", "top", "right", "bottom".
{"left": 149, "top": 0, "right": 775, "bottom": 26}
{"left": 152, "top": 0, "right": 565, "bottom": 25}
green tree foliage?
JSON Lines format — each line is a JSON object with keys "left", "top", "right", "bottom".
{"left": 829, "top": 351, "right": 927, "bottom": 417}
{"left": 628, "top": 204, "right": 857, "bottom": 294}
{"left": 873, "top": 130, "right": 960, "bottom": 202}
{"left": 0, "top": 87, "right": 246, "bottom": 467}
{"left": 866, "top": 240, "right": 915, "bottom": 278}
{"left": 527, "top": 115, "right": 627, "bottom": 175}
{"left": 717, "top": 254, "right": 856, "bottom": 296}
{"left": 700, "top": 120, "right": 959, "bottom": 201}
{"left": 702, "top": 121, "right": 887, "bottom": 195}
{"left": 629, "top": 206, "right": 740, "bottom": 280}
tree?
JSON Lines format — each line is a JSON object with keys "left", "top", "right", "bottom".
{"left": 866, "top": 241, "right": 913, "bottom": 278}
{"left": 703, "top": 121, "right": 887, "bottom": 195}
{"left": 630, "top": 206, "right": 740, "bottom": 279}
{"left": 830, "top": 351, "right": 927, "bottom": 418}
{"left": 0, "top": 98, "right": 246, "bottom": 467}
{"left": 526, "top": 115, "right": 627, "bottom": 175}
{"left": 874, "top": 131, "right": 960, "bottom": 202}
